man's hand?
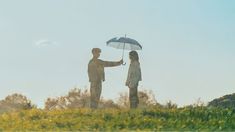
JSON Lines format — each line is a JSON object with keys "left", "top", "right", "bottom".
{"left": 119, "top": 59, "right": 123, "bottom": 65}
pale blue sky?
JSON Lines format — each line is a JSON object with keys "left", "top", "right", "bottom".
{"left": 0, "top": 0, "right": 234, "bottom": 108}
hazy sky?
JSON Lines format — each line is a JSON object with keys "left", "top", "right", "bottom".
{"left": 0, "top": 0, "right": 234, "bottom": 108}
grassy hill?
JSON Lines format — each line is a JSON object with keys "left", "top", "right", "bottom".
{"left": 0, "top": 107, "right": 234, "bottom": 131}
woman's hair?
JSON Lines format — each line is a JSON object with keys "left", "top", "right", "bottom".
{"left": 129, "top": 50, "right": 139, "bottom": 62}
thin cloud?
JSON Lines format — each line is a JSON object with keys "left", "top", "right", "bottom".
{"left": 35, "top": 39, "right": 58, "bottom": 47}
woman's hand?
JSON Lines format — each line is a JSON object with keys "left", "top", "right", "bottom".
{"left": 128, "top": 82, "right": 138, "bottom": 88}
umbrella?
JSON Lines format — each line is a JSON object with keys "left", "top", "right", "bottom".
{"left": 106, "top": 35, "right": 142, "bottom": 64}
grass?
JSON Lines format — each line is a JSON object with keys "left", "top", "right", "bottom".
{"left": 0, "top": 107, "right": 234, "bottom": 131}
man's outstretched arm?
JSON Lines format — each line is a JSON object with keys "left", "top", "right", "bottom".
{"left": 100, "top": 59, "right": 123, "bottom": 67}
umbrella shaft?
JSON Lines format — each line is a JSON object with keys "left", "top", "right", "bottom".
{"left": 122, "top": 43, "right": 125, "bottom": 59}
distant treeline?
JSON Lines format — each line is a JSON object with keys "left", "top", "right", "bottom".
{"left": 0, "top": 88, "right": 234, "bottom": 113}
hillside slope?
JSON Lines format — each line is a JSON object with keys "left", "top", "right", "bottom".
{"left": 0, "top": 107, "right": 234, "bottom": 131}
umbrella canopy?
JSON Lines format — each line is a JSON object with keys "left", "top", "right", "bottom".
{"left": 106, "top": 36, "right": 142, "bottom": 65}
{"left": 106, "top": 37, "right": 142, "bottom": 50}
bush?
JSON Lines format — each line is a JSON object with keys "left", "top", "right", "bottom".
{"left": 45, "top": 88, "right": 90, "bottom": 110}
{"left": 0, "top": 93, "right": 35, "bottom": 113}
{"left": 45, "top": 88, "right": 120, "bottom": 110}
{"left": 117, "top": 89, "right": 162, "bottom": 108}
{"left": 208, "top": 93, "right": 235, "bottom": 108}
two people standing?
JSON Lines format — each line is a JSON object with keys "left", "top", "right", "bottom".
{"left": 88, "top": 48, "right": 142, "bottom": 109}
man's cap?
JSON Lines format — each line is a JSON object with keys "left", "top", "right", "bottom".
{"left": 92, "top": 48, "right": 101, "bottom": 54}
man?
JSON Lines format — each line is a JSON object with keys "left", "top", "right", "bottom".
{"left": 88, "top": 48, "right": 123, "bottom": 109}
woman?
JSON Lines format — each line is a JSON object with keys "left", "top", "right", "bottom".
{"left": 125, "top": 51, "right": 142, "bottom": 108}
